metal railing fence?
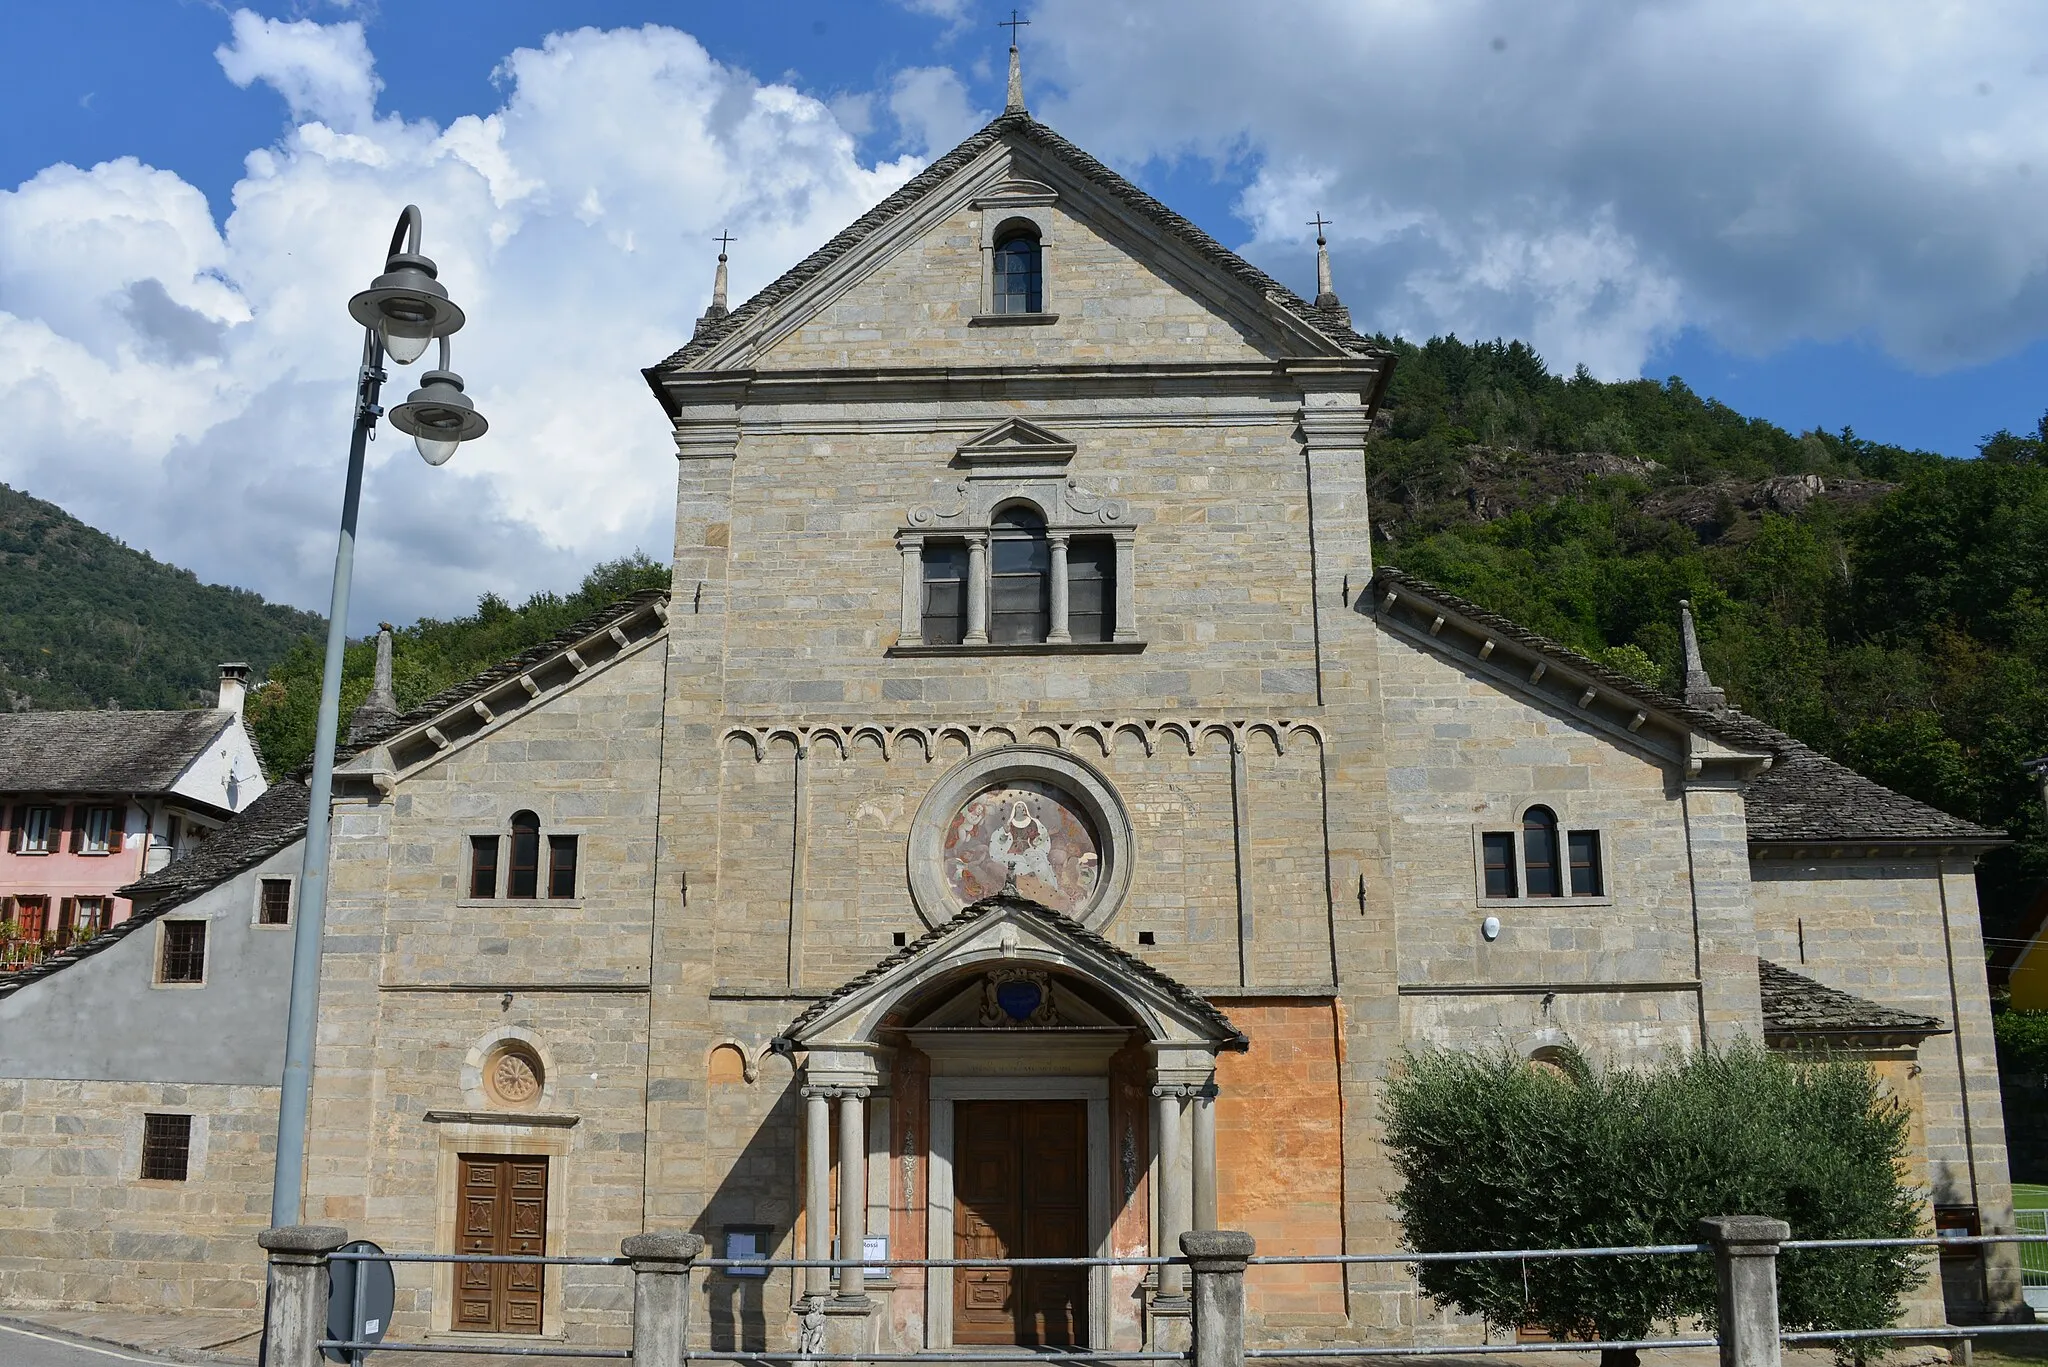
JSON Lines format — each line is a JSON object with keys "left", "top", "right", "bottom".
{"left": 269, "top": 1223, "right": 2048, "bottom": 1367}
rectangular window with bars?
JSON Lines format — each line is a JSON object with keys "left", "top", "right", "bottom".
{"left": 1066, "top": 538, "right": 1115, "bottom": 643}
{"left": 141, "top": 1113, "right": 192, "bottom": 1181}
{"left": 160, "top": 921, "right": 206, "bottom": 984}
{"left": 1481, "top": 832, "right": 1518, "bottom": 899}
{"left": 548, "top": 835, "right": 578, "bottom": 899}
{"left": 259, "top": 878, "right": 292, "bottom": 925}
{"left": 470, "top": 836, "right": 500, "bottom": 899}
{"left": 920, "top": 543, "right": 968, "bottom": 645}
{"left": 1568, "top": 830, "right": 1604, "bottom": 897}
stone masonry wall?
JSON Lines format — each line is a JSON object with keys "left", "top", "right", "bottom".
{"left": 0, "top": 1078, "right": 275, "bottom": 1312}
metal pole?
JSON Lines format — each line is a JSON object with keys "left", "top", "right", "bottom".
{"left": 270, "top": 328, "right": 385, "bottom": 1229}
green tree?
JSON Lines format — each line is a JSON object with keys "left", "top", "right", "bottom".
{"left": 1382, "top": 1042, "right": 1924, "bottom": 1367}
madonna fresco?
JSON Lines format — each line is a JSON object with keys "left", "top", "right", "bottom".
{"left": 943, "top": 779, "right": 1101, "bottom": 913}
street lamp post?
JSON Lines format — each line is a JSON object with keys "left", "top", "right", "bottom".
{"left": 270, "top": 205, "right": 488, "bottom": 1230}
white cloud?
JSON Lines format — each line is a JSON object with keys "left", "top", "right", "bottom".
{"left": 1030, "top": 0, "right": 2048, "bottom": 377}
{"left": 0, "top": 15, "right": 918, "bottom": 630}
{"left": 888, "top": 66, "right": 987, "bottom": 158}
{"left": 215, "top": 10, "right": 382, "bottom": 133}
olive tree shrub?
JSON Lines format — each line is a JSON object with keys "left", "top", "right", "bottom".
{"left": 1381, "top": 1041, "right": 1925, "bottom": 1366}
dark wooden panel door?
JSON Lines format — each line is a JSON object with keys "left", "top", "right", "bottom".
{"left": 953, "top": 1100, "right": 1088, "bottom": 1347}
{"left": 456, "top": 1154, "right": 549, "bottom": 1334}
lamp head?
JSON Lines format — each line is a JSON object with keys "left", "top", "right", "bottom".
{"left": 348, "top": 250, "right": 465, "bottom": 363}
{"left": 388, "top": 366, "right": 488, "bottom": 465}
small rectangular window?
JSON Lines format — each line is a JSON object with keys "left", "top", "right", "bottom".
{"left": 259, "top": 878, "right": 292, "bottom": 925}
{"left": 81, "top": 806, "right": 115, "bottom": 855}
{"left": 1481, "top": 833, "right": 1518, "bottom": 899}
{"left": 20, "top": 806, "right": 54, "bottom": 854}
{"left": 920, "top": 543, "right": 968, "bottom": 645}
{"left": 548, "top": 835, "right": 578, "bottom": 899}
{"left": 160, "top": 921, "right": 206, "bottom": 983}
{"left": 1066, "top": 539, "right": 1115, "bottom": 643}
{"left": 141, "top": 1114, "right": 192, "bottom": 1181}
{"left": 75, "top": 896, "right": 107, "bottom": 937}
{"left": 470, "top": 836, "right": 501, "bottom": 899}
{"left": 1568, "top": 831, "right": 1603, "bottom": 897}
{"left": 508, "top": 823, "right": 540, "bottom": 900}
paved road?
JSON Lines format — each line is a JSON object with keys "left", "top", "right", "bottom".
{"left": 0, "top": 1321, "right": 198, "bottom": 1367}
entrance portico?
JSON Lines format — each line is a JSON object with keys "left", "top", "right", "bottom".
{"left": 776, "top": 890, "right": 1247, "bottom": 1350}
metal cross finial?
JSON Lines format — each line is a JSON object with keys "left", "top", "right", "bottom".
{"left": 713, "top": 229, "right": 736, "bottom": 257}
{"left": 1308, "top": 212, "right": 1332, "bottom": 243}
{"left": 999, "top": 8, "right": 1029, "bottom": 44}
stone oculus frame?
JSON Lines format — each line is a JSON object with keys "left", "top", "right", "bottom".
{"left": 907, "top": 745, "right": 1135, "bottom": 929}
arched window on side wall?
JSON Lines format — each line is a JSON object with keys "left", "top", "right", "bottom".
{"left": 508, "top": 810, "right": 541, "bottom": 899}
{"left": 992, "top": 225, "right": 1043, "bottom": 314}
{"left": 1522, "top": 805, "right": 1561, "bottom": 898}
{"left": 989, "top": 505, "right": 1050, "bottom": 643}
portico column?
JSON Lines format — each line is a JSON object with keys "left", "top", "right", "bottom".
{"left": 837, "top": 1089, "right": 869, "bottom": 1301}
{"left": 1192, "top": 1083, "right": 1218, "bottom": 1232}
{"left": 1047, "top": 532, "right": 1072, "bottom": 642}
{"left": 964, "top": 534, "right": 990, "bottom": 644}
{"left": 803, "top": 1087, "right": 832, "bottom": 1303}
{"left": 1155, "top": 1085, "right": 1189, "bottom": 1298}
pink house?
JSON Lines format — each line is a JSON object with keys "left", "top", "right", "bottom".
{"left": 0, "top": 665, "right": 268, "bottom": 968}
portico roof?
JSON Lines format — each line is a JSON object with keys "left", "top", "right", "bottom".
{"left": 777, "top": 890, "right": 1246, "bottom": 1052}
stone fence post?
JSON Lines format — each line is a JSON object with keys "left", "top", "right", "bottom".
{"left": 1700, "top": 1216, "right": 1790, "bottom": 1367}
{"left": 1183, "top": 1229, "right": 1255, "bottom": 1367}
{"left": 624, "top": 1231, "right": 706, "bottom": 1367}
{"left": 258, "top": 1224, "right": 348, "bottom": 1367}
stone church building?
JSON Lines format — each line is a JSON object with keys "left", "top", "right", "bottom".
{"left": 0, "top": 72, "right": 2025, "bottom": 1350}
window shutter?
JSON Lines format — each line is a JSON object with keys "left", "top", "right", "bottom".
{"left": 66, "top": 805, "right": 83, "bottom": 854}
{"left": 5, "top": 806, "right": 17, "bottom": 854}
{"left": 107, "top": 804, "right": 127, "bottom": 855}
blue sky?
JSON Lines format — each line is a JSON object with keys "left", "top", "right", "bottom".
{"left": 2, "top": 1, "right": 2043, "bottom": 626}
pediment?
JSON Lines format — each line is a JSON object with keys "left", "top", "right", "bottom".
{"left": 779, "top": 895, "right": 1243, "bottom": 1060}
{"left": 953, "top": 416, "right": 1076, "bottom": 472}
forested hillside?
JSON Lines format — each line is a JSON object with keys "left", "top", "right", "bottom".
{"left": 0, "top": 483, "right": 323, "bottom": 712}
{"left": 1366, "top": 335, "right": 2048, "bottom": 954}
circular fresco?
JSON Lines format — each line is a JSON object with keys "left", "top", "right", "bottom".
{"left": 943, "top": 779, "right": 1101, "bottom": 912}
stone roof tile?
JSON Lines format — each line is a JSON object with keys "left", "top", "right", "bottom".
{"left": 1758, "top": 959, "right": 1945, "bottom": 1039}
{"left": 0, "top": 709, "right": 235, "bottom": 795}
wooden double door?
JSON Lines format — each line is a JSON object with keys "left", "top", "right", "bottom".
{"left": 457, "top": 1155, "right": 548, "bottom": 1334}
{"left": 954, "top": 1100, "right": 1089, "bottom": 1346}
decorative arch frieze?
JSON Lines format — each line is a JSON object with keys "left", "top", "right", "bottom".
{"left": 717, "top": 716, "right": 1326, "bottom": 763}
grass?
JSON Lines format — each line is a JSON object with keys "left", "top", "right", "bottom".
{"left": 2014, "top": 1184, "right": 2048, "bottom": 1211}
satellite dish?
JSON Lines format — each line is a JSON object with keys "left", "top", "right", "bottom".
{"left": 325, "top": 1239, "right": 395, "bottom": 1365}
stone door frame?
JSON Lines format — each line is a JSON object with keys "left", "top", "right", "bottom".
{"left": 925, "top": 1076, "right": 1111, "bottom": 1350}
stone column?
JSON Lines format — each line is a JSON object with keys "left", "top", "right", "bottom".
{"left": 1183, "top": 1230, "right": 1254, "bottom": 1367}
{"left": 258, "top": 1224, "right": 348, "bottom": 1367}
{"left": 1192, "top": 1083, "right": 1219, "bottom": 1232}
{"left": 964, "top": 534, "right": 990, "bottom": 644}
{"left": 1047, "top": 532, "right": 1072, "bottom": 642}
{"left": 897, "top": 535, "right": 924, "bottom": 645}
{"left": 1699, "top": 1216, "right": 1789, "bottom": 1367}
{"left": 1154, "top": 1086, "right": 1188, "bottom": 1298}
{"left": 837, "top": 1088, "right": 869, "bottom": 1301}
{"left": 804, "top": 1087, "right": 832, "bottom": 1303}
{"left": 1112, "top": 532, "right": 1139, "bottom": 642}
{"left": 623, "top": 1232, "right": 705, "bottom": 1367}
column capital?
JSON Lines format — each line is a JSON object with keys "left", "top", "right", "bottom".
{"left": 622, "top": 1231, "right": 706, "bottom": 1266}
{"left": 1048, "top": 530, "right": 1071, "bottom": 548}
{"left": 1697, "top": 1215, "right": 1789, "bottom": 1253}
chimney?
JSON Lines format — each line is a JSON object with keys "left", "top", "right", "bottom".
{"left": 218, "top": 663, "right": 251, "bottom": 717}
{"left": 347, "top": 624, "right": 401, "bottom": 745}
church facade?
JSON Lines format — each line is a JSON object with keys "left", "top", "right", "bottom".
{"left": 0, "top": 90, "right": 2022, "bottom": 1346}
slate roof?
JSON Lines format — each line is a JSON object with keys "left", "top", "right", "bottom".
{"left": 1758, "top": 959, "right": 1946, "bottom": 1040}
{"left": 651, "top": 111, "right": 1389, "bottom": 378}
{"left": 1372, "top": 567, "right": 2003, "bottom": 847}
{"left": 778, "top": 890, "right": 1248, "bottom": 1050}
{"left": 3, "top": 593, "right": 668, "bottom": 1003}
{"left": 0, "top": 708, "right": 235, "bottom": 795}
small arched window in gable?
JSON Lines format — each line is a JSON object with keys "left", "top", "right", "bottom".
{"left": 990, "top": 504, "right": 1050, "bottom": 644}
{"left": 1522, "top": 806, "right": 1561, "bottom": 898}
{"left": 507, "top": 810, "right": 541, "bottom": 899}
{"left": 992, "top": 225, "right": 1043, "bottom": 314}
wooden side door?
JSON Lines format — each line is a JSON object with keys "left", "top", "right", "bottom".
{"left": 456, "top": 1154, "right": 549, "bottom": 1334}
{"left": 953, "top": 1102, "right": 1020, "bottom": 1345}
{"left": 1018, "top": 1101, "right": 1087, "bottom": 1346}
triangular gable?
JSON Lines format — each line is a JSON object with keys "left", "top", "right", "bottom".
{"left": 779, "top": 893, "right": 1244, "bottom": 1052}
{"left": 954, "top": 416, "right": 1076, "bottom": 472}
{"left": 648, "top": 112, "right": 1389, "bottom": 382}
